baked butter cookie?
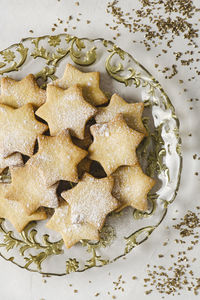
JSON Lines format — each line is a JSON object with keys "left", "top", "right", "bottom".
{"left": 0, "top": 152, "right": 23, "bottom": 174}
{"left": 6, "top": 164, "right": 59, "bottom": 215}
{"left": 95, "top": 93, "right": 147, "bottom": 135}
{"left": 89, "top": 114, "right": 144, "bottom": 175}
{"left": 0, "top": 103, "right": 48, "bottom": 157}
{"left": 0, "top": 74, "right": 46, "bottom": 108}
{"left": 61, "top": 173, "right": 119, "bottom": 230}
{"left": 47, "top": 174, "right": 118, "bottom": 248}
{"left": 0, "top": 183, "right": 47, "bottom": 232}
{"left": 52, "top": 63, "right": 108, "bottom": 106}
{"left": 27, "top": 130, "right": 87, "bottom": 186}
{"left": 46, "top": 202, "right": 99, "bottom": 249}
{"left": 36, "top": 85, "right": 97, "bottom": 139}
{"left": 112, "top": 163, "right": 156, "bottom": 211}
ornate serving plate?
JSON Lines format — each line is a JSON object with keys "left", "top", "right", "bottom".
{"left": 0, "top": 34, "right": 182, "bottom": 275}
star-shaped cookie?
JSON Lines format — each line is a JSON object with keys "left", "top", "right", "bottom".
{"left": 112, "top": 163, "right": 155, "bottom": 211}
{"left": 61, "top": 173, "right": 119, "bottom": 230}
{"left": 46, "top": 202, "right": 99, "bottom": 248}
{"left": 36, "top": 85, "right": 97, "bottom": 139}
{"left": 6, "top": 164, "right": 59, "bottom": 215}
{"left": 0, "top": 183, "right": 47, "bottom": 232}
{"left": 95, "top": 93, "right": 147, "bottom": 135}
{"left": 0, "top": 103, "right": 48, "bottom": 158}
{"left": 28, "top": 130, "right": 87, "bottom": 186}
{"left": 0, "top": 74, "right": 46, "bottom": 108}
{"left": 52, "top": 63, "right": 108, "bottom": 106}
{"left": 0, "top": 152, "right": 23, "bottom": 174}
{"left": 88, "top": 114, "right": 144, "bottom": 175}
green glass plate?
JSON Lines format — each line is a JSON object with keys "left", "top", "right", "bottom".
{"left": 0, "top": 34, "right": 182, "bottom": 275}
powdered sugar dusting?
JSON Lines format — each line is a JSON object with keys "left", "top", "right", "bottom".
{"left": 95, "top": 94, "right": 146, "bottom": 134}
{"left": 89, "top": 117, "right": 143, "bottom": 175}
{"left": 1, "top": 76, "right": 46, "bottom": 108}
{"left": 9, "top": 165, "right": 59, "bottom": 214}
{"left": 0, "top": 152, "right": 23, "bottom": 169}
{"left": 38, "top": 86, "right": 96, "bottom": 139}
{"left": 51, "top": 63, "right": 107, "bottom": 106}
{"left": 96, "top": 123, "right": 110, "bottom": 137}
{"left": 0, "top": 104, "right": 47, "bottom": 157}
{"left": 112, "top": 165, "right": 155, "bottom": 210}
{"left": 27, "top": 133, "right": 86, "bottom": 186}
{"left": 62, "top": 175, "right": 118, "bottom": 229}
{"left": 54, "top": 205, "right": 69, "bottom": 226}
{"left": 71, "top": 213, "right": 84, "bottom": 224}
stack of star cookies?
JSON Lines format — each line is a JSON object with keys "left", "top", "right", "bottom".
{"left": 0, "top": 64, "right": 155, "bottom": 249}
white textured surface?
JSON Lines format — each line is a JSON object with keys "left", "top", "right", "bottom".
{"left": 0, "top": 1, "right": 199, "bottom": 299}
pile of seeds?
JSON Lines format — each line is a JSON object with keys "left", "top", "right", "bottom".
{"left": 143, "top": 208, "right": 200, "bottom": 297}
{"left": 106, "top": 0, "right": 200, "bottom": 80}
